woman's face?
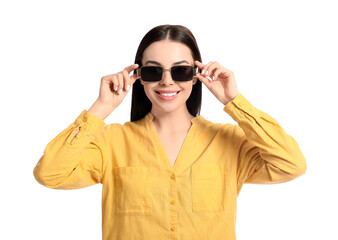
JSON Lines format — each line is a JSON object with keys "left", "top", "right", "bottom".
{"left": 140, "top": 40, "right": 197, "bottom": 115}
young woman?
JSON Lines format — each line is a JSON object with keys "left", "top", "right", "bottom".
{"left": 33, "top": 24, "right": 307, "bottom": 240}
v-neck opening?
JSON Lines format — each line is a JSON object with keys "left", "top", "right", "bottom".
{"left": 145, "top": 112, "right": 200, "bottom": 172}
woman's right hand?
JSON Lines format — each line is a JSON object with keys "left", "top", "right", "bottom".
{"left": 96, "top": 63, "right": 139, "bottom": 110}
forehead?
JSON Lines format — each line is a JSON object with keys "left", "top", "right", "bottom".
{"left": 142, "top": 40, "right": 194, "bottom": 65}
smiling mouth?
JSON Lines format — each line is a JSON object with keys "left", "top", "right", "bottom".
{"left": 155, "top": 91, "right": 181, "bottom": 96}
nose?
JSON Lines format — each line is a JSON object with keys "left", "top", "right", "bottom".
{"left": 160, "top": 68, "right": 174, "bottom": 85}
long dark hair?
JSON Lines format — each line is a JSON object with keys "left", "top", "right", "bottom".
{"left": 130, "top": 24, "right": 202, "bottom": 122}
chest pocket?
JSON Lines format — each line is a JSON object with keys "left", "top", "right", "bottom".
{"left": 191, "top": 163, "right": 225, "bottom": 212}
{"left": 113, "top": 167, "right": 152, "bottom": 215}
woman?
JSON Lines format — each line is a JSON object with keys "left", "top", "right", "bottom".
{"left": 33, "top": 24, "right": 307, "bottom": 240}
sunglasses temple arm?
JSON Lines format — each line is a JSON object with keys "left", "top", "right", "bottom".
{"left": 194, "top": 67, "right": 198, "bottom": 76}
{"left": 136, "top": 68, "right": 141, "bottom": 79}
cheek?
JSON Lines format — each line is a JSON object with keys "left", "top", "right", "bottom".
{"left": 182, "top": 83, "right": 194, "bottom": 92}
{"left": 143, "top": 88, "right": 151, "bottom": 98}
{"left": 143, "top": 84, "right": 156, "bottom": 99}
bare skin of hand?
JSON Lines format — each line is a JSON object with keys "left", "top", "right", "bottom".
{"left": 194, "top": 60, "right": 239, "bottom": 105}
{"left": 87, "top": 63, "right": 140, "bottom": 120}
{"left": 72, "top": 63, "right": 140, "bottom": 141}
{"left": 96, "top": 63, "right": 139, "bottom": 110}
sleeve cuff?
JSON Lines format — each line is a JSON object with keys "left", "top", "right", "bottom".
{"left": 223, "top": 93, "right": 257, "bottom": 122}
{"left": 73, "top": 109, "right": 106, "bottom": 136}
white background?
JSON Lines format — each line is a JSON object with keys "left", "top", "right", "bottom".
{"left": 1, "top": 0, "right": 337, "bottom": 239}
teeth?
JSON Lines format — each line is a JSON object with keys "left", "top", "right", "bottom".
{"left": 159, "top": 92, "right": 178, "bottom": 97}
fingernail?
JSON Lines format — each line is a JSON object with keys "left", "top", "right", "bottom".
{"left": 206, "top": 71, "right": 209, "bottom": 76}
{"left": 118, "top": 89, "right": 122, "bottom": 94}
{"left": 202, "top": 69, "right": 205, "bottom": 74}
{"left": 115, "top": 86, "right": 118, "bottom": 91}
{"left": 126, "top": 84, "right": 130, "bottom": 91}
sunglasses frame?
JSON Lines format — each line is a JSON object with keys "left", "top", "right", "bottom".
{"left": 136, "top": 65, "right": 199, "bottom": 82}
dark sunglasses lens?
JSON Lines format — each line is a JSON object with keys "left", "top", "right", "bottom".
{"left": 141, "top": 66, "right": 162, "bottom": 82}
{"left": 171, "top": 66, "right": 194, "bottom": 81}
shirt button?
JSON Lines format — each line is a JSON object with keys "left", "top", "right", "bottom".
{"left": 170, "top": 200, "right": 176, "bottom": 205}
{"left": 171, "top": 226, "right": 176, "bottom": 231}
{"left": 171, "top": 173, "right": 175, "bottom": 180}
{"left": 83, "top": 118, "right": 87, "bottom": 122}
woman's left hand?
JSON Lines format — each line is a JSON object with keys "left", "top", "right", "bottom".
{"left": 195, "top": 60, "right": 239, "bottom": 106}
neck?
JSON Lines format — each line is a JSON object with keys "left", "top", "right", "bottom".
{"left": 151, "top": 107, "right": 194, "bottom": 134}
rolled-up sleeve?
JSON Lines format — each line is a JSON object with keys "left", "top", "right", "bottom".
{"left": 223, "top": 94, "right": 307, "bottom": 187}
{"left": 33, "top": 109, "right": 107, "bottom": 190}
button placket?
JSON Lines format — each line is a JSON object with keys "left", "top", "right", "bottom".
{"left": 169, "top": 172, "right": 178, "bottom": 238}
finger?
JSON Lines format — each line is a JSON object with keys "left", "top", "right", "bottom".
{"left": 212, "top": 68, "right": 224, "bottom": 81}
{"left": 116, "top": 73, "right": 124, "bottom": 95}
{"left": 122, "top": 70, "right": 132, "bottom": 91}
{"left": 130, "top": 73, "right": 138, "bottom": 84}
{"left": 196, "top": 72, "right": 211, "bottom": 89}
{"left": 102, "top": 74, "right": 117, "bottom": 91}
{"left": 101, "top": 75, "right": 113, "bottom": 92}
{"left": 201, "top": 61, "right": 214, "bottom": 76}
{"left": 194, "top": 60, "right": 205, "bottom": 70}
{"left": 124, "top": 64, "right": 139, "bottom": 74}
{"left": 208, "top": 63, "right": 222, "bottom": 79}
{"left": 216, "top": 68, "right": 233, "bottom": 80}
{"left": 111, "top": 75, "right": 119, "bottom": 92}
{"left": 205, "top": 61, "right": 219, "bottom": 76}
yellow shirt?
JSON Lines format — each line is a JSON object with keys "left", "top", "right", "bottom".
{"left": 33, "top": 93, "right": 307, "bottom": 240}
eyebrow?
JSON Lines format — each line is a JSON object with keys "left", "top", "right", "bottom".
{"left": 145, "top": 60, "right": 191, "bottom": 66}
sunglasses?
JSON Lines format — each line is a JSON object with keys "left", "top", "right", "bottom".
{"left": 136, "top": 65, "right": 198, "bottom": 82}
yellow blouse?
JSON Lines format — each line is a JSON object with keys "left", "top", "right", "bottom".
{"left": 33, "top": 93, "right": 307, "bottom": 240}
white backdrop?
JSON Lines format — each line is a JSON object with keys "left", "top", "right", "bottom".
{"left": 1, "top": 0, "right": 337, "bottom": 239}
